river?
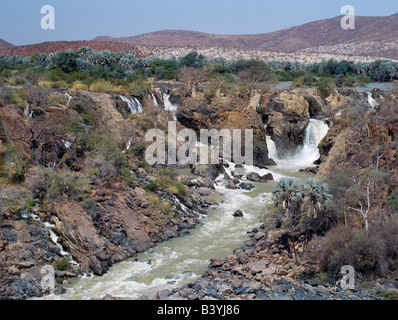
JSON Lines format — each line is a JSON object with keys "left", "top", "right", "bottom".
{"left": 38, "top": 119, "right": 328, "bottom": 300}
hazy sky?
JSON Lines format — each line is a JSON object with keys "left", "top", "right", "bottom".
{"left": 1, "top": 0, "right": 397, "bottom": 45}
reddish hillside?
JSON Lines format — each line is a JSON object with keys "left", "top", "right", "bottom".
{"left": 0, "top": 41, "right": 143, "bottom": 57}
{"left": 0, "top": 39, "right": 15, "bottom": 50}
{"left": 1, "top": 14, "right": 397, "bottom": 60}
{"left": 94, "top": 14, "right": 398, "bottom": 60}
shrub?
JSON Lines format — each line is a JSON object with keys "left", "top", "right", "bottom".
{"left": 121, "top": 167, "right": 135, "bottom": 188}
{"left": 128, "top": 141, "right": 146, "bottom": 160}
{"left": 53, "top": 257, "right": 70, "bottom": 271}
{"left": 143, "top": 182, "right": 158, "bottom": 192}
{"left": 72, "top": 82, "right": 89, "bottom": 90}
{"left": 168, "top": 183, "right": 188, "bottom": 198}
{"left": 9, "top": 77, "right": 25, "bottom": 85}
{"left": 344, "top": 76, "right": 355, "bottom": 87}
{"left": 374, "top": 289, "right": 398, "bottom": 300}
{"left": 137, "top": 160, "right": 150, "bottom": 172}
{"left": 83, "top": 155, "right": 117, "bottom": 185}
{"left": 48, "top": 92, "right": 68, "bottom": 106}
{"left": 1, "top": 144, "right": 28, "bottom": 183}
{"left": 76, "top": 133, "right": 128, "bottom": 171}
{"left": 150, "top": 60, "right": 178, "bottom": 80}
{"left": 318, "top": 225, "right": 388, "bottom": 276}
{"left": 128, "top": 80, "right": 151, "bottom": 98}
{"left": 89, "top": 80, "right": 119, "bottom": 93}
{"left": 26, "top": 167, "right": 89, "bottom": 202}
{"left": 0, "top": 186, "right": 35, "bottom": 213}
{"left": 155, "top": 175, "right": 174, "bottom": 189}
{"left": 39, "top": 80, "right": 68, "bottom": 89}
{"left": 314, "top": 271, "right": 330, "bottom": 286}
{"left": 0, "top": 90, "right": 19, "bottom": 105}
{"left": 388, "top": 189, "right": 398, "bottom": 214}
{"left": 81, "top": 197, "right": 97, "bottom": 211}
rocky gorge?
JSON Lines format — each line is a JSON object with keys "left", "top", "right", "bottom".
{"left": 1, "top": 77, "right": 398, "bottom": 300}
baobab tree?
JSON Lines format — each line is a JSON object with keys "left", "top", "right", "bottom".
{"left": 179, "top": 67, "right": 208, "bottom": 98}
{"left": 238, "top": 66, "right": 268, "bottom": 97}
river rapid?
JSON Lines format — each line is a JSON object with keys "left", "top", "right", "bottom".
{"left": 38, "top": 119, "right": 328, "bottom": 300}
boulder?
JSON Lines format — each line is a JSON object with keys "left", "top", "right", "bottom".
{"left": 233, "top": 210, "right": 244, "bottom": 217}
{"left": 191, "top": 164, "right": 221, "bottom": 180}
{"left": 246, "top": 172, "right": 273, "bottom": 183}
{"left": 246, "top": 259, "right": 270, "bottom": 274}
{"left": 239, "top": 183, "right": 255, "bottom": 191}
{"left": 196, "top": 177, "right": 215, "bottom": 189}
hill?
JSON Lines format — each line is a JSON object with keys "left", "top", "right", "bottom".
{"left": 94, "top": 14, "right": 398, "bottom": 60}
{"left": 0, "top": 40, "right": 141, "bottom": 57}
{"left": 1, "top": 14, "right": 397, "bottom": 61}
{"left": 0, "top": 39, "right": 15, "bottom": 50}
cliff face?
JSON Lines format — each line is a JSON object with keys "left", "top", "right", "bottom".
{"left": 317, "top": 89, "right": 398, "bottom": 183}
{"left": 0, "top": 87, "right": 207, "bottom": 299}
{"left": 176, "top": 95, "right": 276, "bottom": 167}
{"left": 1, "top": 82, "right": 397, "bottom": 300}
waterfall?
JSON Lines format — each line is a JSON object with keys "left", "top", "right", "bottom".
{"left": 367, "top": 92, "right": 379, "bottom": 109}
{"left": 120, "top": 96, "right": 143, "bottom": 114}
{"left": 123, "top": 138, "right": 132, "bottom": 154}
{"left": 21, "top": 212, "right": 79, "bottom": 266}
{"left": 266, "top": 119, "right": 329, "bottom": 167}
{"left": 152, "top": 94, "right": 159, "bottom": 107}
{"left": 163, "top": 93, "right": 178, "bottom": 112}
{"left": 65, "top": 93, "right": 72, "bottom": 105}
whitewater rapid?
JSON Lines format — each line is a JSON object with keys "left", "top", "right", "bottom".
{"left": 37, "top": 118, "right": 329, "bottom": 300}
{"left": 267, "top": 119, "right": 329, "bottom": 167}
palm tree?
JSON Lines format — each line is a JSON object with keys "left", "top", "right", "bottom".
{"left": 273, "top": 178, "right": 302, "bottom": 265}
{"left": 301, "top": 179, "right": 333, "bottom": 244}
{"left": 303, "top": 179, "right": 333, "bottom": 219}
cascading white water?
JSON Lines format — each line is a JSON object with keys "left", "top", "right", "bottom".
{"left": 367, "top": 92, "right": 379, "bottom": 109}
{"left": 37, "top": 117, "right": 325, "bottom": 300}
{"left": 163, "top": 93, "right": 178, "bottom": 112}
{"left": 21, "top": 212, "right": 79, "bottom": 266}
{"left": 120, "top": 96, "right": 143, "bottom": 114}
{"left": 152, "top": 93, "right": 159, "bottom": 107}
{"left": 266, "top": 119, "right": 329, "bottom": 167}
{"left": 64, "top": 93, "right": 72, "bottom": 105}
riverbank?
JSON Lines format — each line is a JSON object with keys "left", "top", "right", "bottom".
{"left": 150, "top": 226, "right": 398, "bottom": 301}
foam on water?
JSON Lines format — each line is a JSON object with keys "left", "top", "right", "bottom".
{"left": 152, "top": 93, "right": 159, "bottom": 107}
{"left": 266, "top": 119, "right": 329, "bottom": 168}
{"left": 37, "top": 119, "right": 325, "bottom": 300}
{"left": 120, "top": 96, "right": 143, "bottom": 114}
{"left": 163, "top": 93, "right": 178, "bottom": 112}
{"left": 367, "top": 92, "right": 379, "bottom": 109}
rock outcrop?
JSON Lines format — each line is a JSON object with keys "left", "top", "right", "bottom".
{"left": 176, "top": 97, "right": 276, "bottom": 167}
{"left": 153, "top": 227, "right": 394, "bottom": 300}
{"left": 259, "top": 91, "right": 310, "bottom": 158}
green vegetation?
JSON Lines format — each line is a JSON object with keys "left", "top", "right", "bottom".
{"left": 53, "top": 257, "right": 70, "bottom": 271}
{"left": 0, "top": 144, "right": 28, "bottom": 183}
{"left": 374, "top": 289, "right": 398, "bottom": 300}
{"left": 1, "top": 48, "right": 397, "bottom": 103}
{"left": 153, "top": 168, "right": 188, "bottom": 198}
{"left": 314, "top": 271, "right": 330, "bottom": 286}
{"left": 26, "top": 167, "right": 89, "bottom": 203}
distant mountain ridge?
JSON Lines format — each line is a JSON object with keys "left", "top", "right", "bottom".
{"left": 0, "top": 39, "right": 15, "bottom": 50}
{"left": 93, "top": 14, "right": 398, "bottom": 59}
{"left": 1, "top": 14, "right": 397, "bottom": 60}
